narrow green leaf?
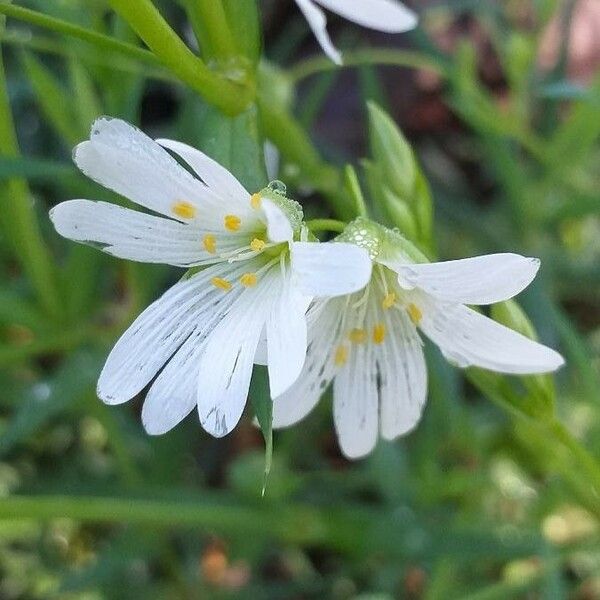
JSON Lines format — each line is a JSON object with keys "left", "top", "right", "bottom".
{"left": 249, "top": 366, "right": 273, "bottom": 496}
{"left": 69, "top": 57, "right": 102, "bottom": 132}
{"left": 22, "top": 51, "right": 80, "bottom": 145}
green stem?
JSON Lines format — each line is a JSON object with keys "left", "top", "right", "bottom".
{"left": 546, "top": 418, "right": 600, "bottom": 497}
{"left": 290, "top": 48, "right": 448, "bottom": 84}
{"left": 0, "top": 3, "right": 158, "bottom": 66}
{"left": 107, "top": 0, "right": 252, "bottom": 114}
{"left": 0, "top": 47, "right": 61, "bottom": 319}
{"left": 257, "top": 97, "right": 351, "bottom": 220}
{"left": 190, "top": 0, "right": 236, "bottom": 58}
{"left": 306, "top": 218, "right": 347, "bottom": 233}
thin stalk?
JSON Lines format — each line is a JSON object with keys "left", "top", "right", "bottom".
{"left": 191, "top": 0, "right": 236, "bottom": 58}
{"left": 106, "top": 0, "right": 253, "bottom": 114}
{"left": 306, "top": 219, "right": 347, "bottom": 234}
{"left": 0, "top": 3, "right": 158, "bottom": 66}
{"left": 289, "top": 48, "right": 448, "bottom": 84}
{"left": 0, "top": 48, "right": 61, "bottom": 319}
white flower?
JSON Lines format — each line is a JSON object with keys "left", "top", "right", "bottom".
{"left": 295, "top": 0, "right": 418, "bottom": 64}
{"left": 273, "top": 220, "right": 565, "bottom": 459}
{"left": 50, "top": 118, "right": 372, "bottom": 438}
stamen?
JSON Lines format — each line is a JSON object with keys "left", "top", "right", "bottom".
{"left": 211, "top": 277, "right": 232, "bottom": 292}
{"left": 203, "top": 234, "right": 217, "bottom": 254}
{"left": 240, "top": 273, "right": 258, "bottom": 287}
{"left": 334, "top": 345, "right": 348, "bottom": 366}
{"left": 373, "top": 323, "right": 386, "bottom": 344}
{"left": 349, "top": 328, "right": 366, "bottom": 344}
{"left": 382, "top": 292, "right": 396, "bottom": 310}
{"left": 407, "top": 303, "right": 423, "bottom": 325}
{"left": 250, "top": 193, "right": 262, "bottom": 209}
{"left": 250, "top": 238, "right": 266, "bottom": 252}
{"left": 172, "top": 200, "right": 196, "bottom": 219}
{"left": 224, "top": 214, "right": 241, "bottom": 231}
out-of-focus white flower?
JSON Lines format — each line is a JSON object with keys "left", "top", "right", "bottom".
{"left": 273, "top": 220, "right": 565, "bottom": 458}
{"left": 50, "top": 118, "right": 372, "bottom": 438}
{"left": 295, "top": 0, "right": 418, "bottom": 64}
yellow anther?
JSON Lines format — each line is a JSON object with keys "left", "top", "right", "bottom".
{"left": 240, "top": 273, "right": 258, "bottom": 287}
{"left": 373, "top": 323, "right": 386, "bottom": 345}
{"left": 211, "top": 277, "right": 232, "bottom": 292}
{"left": 224, "top": 214, "right": 241, "bottom": 231}
{"left": 407, "top": 303, "right": 423, "bottom": 325}
{"left": 349, "top": 328, "right": 367, "bottom": 344}
{"left": 172, "top": 200, "right": 196, "bottom": 219}
{"left": 250, "top": 238, "right": 266, "bottom": 252}
{"left": 334, "top": 345, "right": 349, "bottom": 367}
{"left": 203, "top": 234, "right": 217, "bottom": 254}
{"left": 250, "top": 193, "right": 262, "bottom": 209}
{"left": 382, "top": 292, "right": 397, "bottom": 310}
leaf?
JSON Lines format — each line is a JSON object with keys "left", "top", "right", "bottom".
{"left": 249, "top": 365, "right": 273, "bottom": 496}
{"left": 181, "top": 98, "right": 267, "bottom": 192}
{"left": 0, "top": 157, "right": 75, "bottom": 181}
{"left": 22, "top": 51, "right": 80, "bottom": 145}
{"left": 69, "top": 56, "right": 102, "bottom": 132}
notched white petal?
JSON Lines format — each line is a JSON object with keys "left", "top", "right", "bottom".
{"left": 157, "top": 138, "right": 249, "bottom": 204}
{"left": 291, "top": 242, "right": 372, "bottom": 297}
{"left": 419, "top": 300, "right": 565, "bottom": 374}
{"left": 395, "top": 253, "right": 541, "bottom": 305}
{"left": 314, "top": 0, "right": 418, "bottom": 33}
{"left": 267, "top": 277, "right": 310, "bottom": 398}
{"left": 295, "top": 0, "right": 342, "bottom": 64}
{"left": 49, "top": 199, "right": 205, "bottom": 267}
{"left": 73, "top": 118, "right": 208, "bottom": 220}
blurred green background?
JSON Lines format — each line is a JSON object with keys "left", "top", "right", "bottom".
{"left": 1, "top": 0, "right": 600, "bottom": 597}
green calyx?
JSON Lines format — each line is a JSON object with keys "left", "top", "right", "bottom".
{"left": 337, "top": 217, "right": 429, "bottom": 264}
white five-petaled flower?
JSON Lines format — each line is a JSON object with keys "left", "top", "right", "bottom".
{"left": 50, "top": 118, "right": 372, "bottom": 438}
{"left": 295, "top": 0, "right": 418, "bottom": 64}
{"left": 272, "top": 220, "right": 565, "bottom": 459}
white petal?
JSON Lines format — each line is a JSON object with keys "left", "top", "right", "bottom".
{"left": 418, "top": 298, "right": 565, "bottom": 374}
{"left": 142, "top": 325, "right": 216, "bottom": 435}
{"left": 295, "top": 0, "right": 342, "bottom": 64}
{"left": 378, "top": 308, "right": 427, "bottom": 440}
{"left": 333, "top": 336, "right": 379, "bottom": 459}
{"left": 98, "top": 278, "right": 204, "bottom": 405}
{"left": 272, "top": 299, "right": 340, "bottom": 428}
{"left": 394, "top": 253, "right": 541, "bottom": 305}
{"left": 74, "top": 118, "right": 212, "bottom": 220}
{"left": 314, "top": 0, "right": 417, "bottom": 32}
{"left": 267, "top": 268, "right": 311, "bottom": 398}
{"left": 291, "top": 242, "right": 372, "bottom": 297}
{"left": 98, "top": 262, "right": 247, "bottom": 405}
{"left": 197, "top": 275, "right": 275, "bottom": 437}
{"left": 50, "top": 200, "right": 210, "bottom": 267}
{"left": 156, "top": 138, "right": 251, "bottom": 210}
{"left": 262, "top": 198, "right": 293, "bottom": 243}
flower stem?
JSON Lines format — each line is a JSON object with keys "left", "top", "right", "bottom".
{"left": 289, "top": 48, "right": 448, "bottom": 84}
{"left": 0, "top": 3, "right": 158, "bottom": 66}
{"left": 0, "top": 47, "right": 61, "bottom": 319}
{"left": 106, "top": 0, "right": 253, "bottom": 114}
{"left": 187, "top": 0, "right": 236, "bottom": 59}
{"left": 306, "top": 219, "right": 347, "bottom": 234}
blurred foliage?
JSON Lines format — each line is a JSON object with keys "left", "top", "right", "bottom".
{"left": 0, "top": 0, "right": 599, "bottom": 598}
